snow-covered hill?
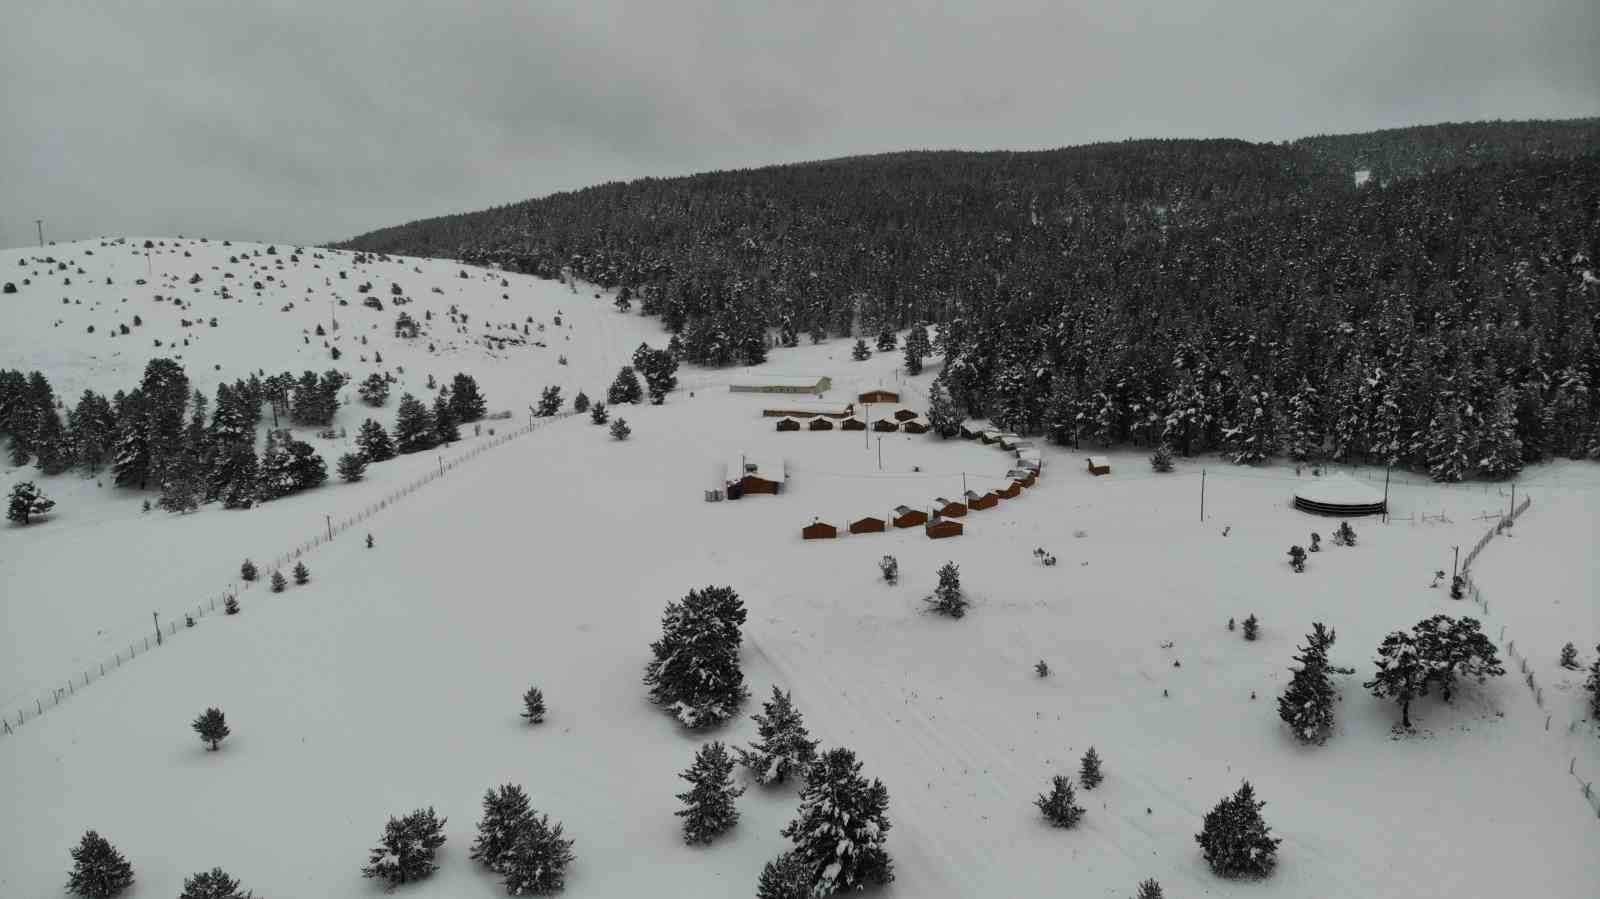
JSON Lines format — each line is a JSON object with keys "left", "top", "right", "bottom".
{"left": 3, "top": 238, "right": 1598, "bottom": 898}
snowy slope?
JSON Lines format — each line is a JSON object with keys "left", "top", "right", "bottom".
{"left": 3, "top": 239, "right": 1598, "bottom": 898}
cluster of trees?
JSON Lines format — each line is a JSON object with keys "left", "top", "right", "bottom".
{"left": 347, "top": 121, "right": 1600, "bottom": 480}
{"left": 1366, "top": 615, "right": 1504, "bottom": 728}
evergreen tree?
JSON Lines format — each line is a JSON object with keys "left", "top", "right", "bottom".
{"left": 607, "top": 366, "right": 643, "bottom": 405}
{"left": 1135, "top": 878, "right": 1164, "bottom": 899}
{"left": 33, "top": 406, "right": 71, "bottom": 475}
{"left": 756, "top": 852, "right": 811, "bottom": 899}
{"left": 178, "top": 868, "right": 250, "bottom": 899}
{"left": 1425, "top": 402, "right": 1469, "bottom": 482}
{"left": 1079, "top": 747, "right": 1103, "bottom": 789}
{"left": 433, "top": 394, "right": 460, "bottom": 445}
{"left": 469, "top": 784, "right": 534, "bottom": 873}
{"left": 210, "top": 444, "right": 259, "bottom": 508}
{"left": 1586, "top": 648, "right": 1600, "bottom": 720}
{"left": 293, "top": 561, "right": 310, "bottom": 585}
{"left": 6, "top": 481, "right": 55, "bottom": 524}
{"left": 1195, "top": 781, "right": 1280, "bottom": 878}
{"left": 1411, "top": 614, "right": 1503, "bottom": 703}
{"left": 1242, "top": 614, "right": 1259, "bottom": 641}
{"left": 876, "top": 327, "right": 897, "bottom": 352}
{"left": 158, "top": 453, "right": 203, "bottom": 513}
{"left": 111, "top": 392, "right": 154, "bottom": 490}
{"left": 590, "top": 402, "right": 609, "bottom": 425}
{"left": 676, "top": 741, "right": 745, "bottom": 844}
{"left": 572, "top": 391, "right": 590, "bottom": 413}
{"left": 224, "top": 595, "right": 239, "bottom": 615}
{"left": 521, "top": 686, "right": 546, "bottom": 724}
{"left": 903, "top": 325, "right": 929, "bottom": 375}
{"left": 1150, "top": 444, "right": 1175, "bottom": 472}
{"left": 361, "top": 807, "right": 446, "bottom": 888}
{"left": 610, "top": 418, "right": 631, "bottom": 441}
{"left": 338, "top": 452, "right": 368, "bottom": 482}
{"left": 1222, "top": 377, "right": 1277, "bottom": 464}
{"left": 537, "top": 385, "right": 564, "bottom": 416}
{"left": 1035, "top": 774, "right": 1085, "bottom": 827}
{"left": 286, "top": 441, "right": 327, "bottom": 491}
{"left": 925, "top": 380, "right": 962, "bottom": 438}
{"left": 1476, "top": 386, "right": 1524, "bottom": 479}
{"left": 240, "top": 559, "right": 257, "bottom": 582}
{"left": 192, "top": 707, "right": 230, "bottom": 750}
{"left": 1332, "top": 521, "right": 1357, "bottom": 546}
{"left": 1283, "top": 377, "right": 1324, "bottom": 462}
{"left": 449, "top": 373, "right": 488, "bottom": 422}
{"left": 1287, "top": 545, "right": 1307, "bottom": 572}
{"left": 358, "top": 373, "right": 390, "bottom": 407}
{"left": 1278, "top": 623, "right": 1338, "bottom": 743}
{"left": 392, "top": 394, "right": 435, "bottom": 454}
{"left": 270, "top": 570, "right": 287, "bottom": 593}
{"left": 1559, "top": 642, "right": 1579, "bottom": 670}
{"left": 737, "top": 687, "right": 819, "bottom": 785}
{"left": 356, "top": 418, "right": 396, "bottom": 462}
{"left": 780, "top": 747, "right": 893, "bottom": 894}
{"left": 499, "top": 812, "right": 575, "bottom": 896}
{"left": 65, "top": 830, "right": 134, "bottom": 899}
{"left": 1365, "top": 630, "right": 1428, "bottom": 727}
{"left": 924, "top": 561, "right": 967, "bottom": 617}
{"left": 643, "top": 586, "right": 749, "bottom": 729}
{"left": 851, "top": 338, "right": 871, "bottom": 361}
{"left": 68, "top": 389, "right": 117, "bottom": 472}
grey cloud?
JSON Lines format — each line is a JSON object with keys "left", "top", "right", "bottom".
{"left": 1, "top": 0, "right": 1594, "bottom": 248}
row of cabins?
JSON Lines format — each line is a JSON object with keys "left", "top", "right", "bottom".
{"left": 803, "top": 508, "right": 964, "bottom": 541}
{"left": 776, "top": 410, "right": 928, "bottom": 433}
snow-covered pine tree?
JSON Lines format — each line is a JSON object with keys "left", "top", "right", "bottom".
{"left": 903, "top": 325, "right": 929, "bottom": 375}
{"left": 392, "top": 394, "right": 435, "bottom": 454}
{"left": 851, "top": 338, "right": 871, "bottom": 361}
{"left": 1278, "top": 623, "right": 1338, "bottom": 743}
{"left": 521, "top": 686, "right": 545, "bottom": 724}
{"left": 1586, "top": 648, "right": 1600, "bottom": 720}
{"left": 7, "top": 481, "right": 55, "bottom": 524}
{"left": 924, "top": 561, "right": 967, "bottom": 618}
{"left": 356, "top": 419, "right": 396, "bottom": 462}
{"left": 537, "top": 385, "right": 563, "bottom": 417}
{"left": 1195, "top": 781, "right": 1280, "bottom": 878}
{"left": 448, "top": 373, "right": 487, "bottom": 422}
{"left": 1135, "top": 878, "right": 1164, "bottom": 899}
{"left": 358, "top": 373, "right": 390, "bottom": 407}
{"left": 590, "top": 402, "right": 609, "bottom": 425}
{"left": 1411, "top": 614, "right": 1503, "bottom": 703}
{"left": 879, "top": 554, "right": 898, "bottom": 584}
{"left": 876, "top": 327, "right": 897, "bottom": 352}
{"left": 1364, "top": 630, "right": 1428, "bottom": 728}
{"left": 925, "top": 380, "right": 962, "bottom": 438}
{"left": 361, "top": 807, "right": 446, "bottom": 888}
{"left": 1424, "top": 402, "right": 1469, "bottom": 482}
{"left": 780, "top": 747, "right": 893, "bottom": 894}
{"left": 736, "top": 686, "right": 819, "bottom": 785}
{"left": 240, "top": 559, "right": 257, "bottom": 582}
{"left": 607, "top": 366, "right": 643, "bottom": 405}
{"left": 469, "top": 783, "right": 533, "bottom": 873}
{"left": 1035, "top": 774, "right": 1084, "bottom": 827}
{"left": 191, "top": 707, "right": 230, "bottom": 750}
{"left": 432, "top": 394, "right": 460, "bottom": 445}
{"left": 1079, "top": 747, "right": 1103, "bottom": 789}
{"left": 224, "top": 595, "right": 239, "bottom": 615}
{"left": 1287, "top": 545, "right": 1306, "bottom": 572}
{"left": 1559, "top": 642, "right": 1579, "bottom": 669}
{"left": 177, "top": 867, "right": 251, "bottom": 899}
{"left": 572, "top": 391, "right": 590, "bottom": 413}
{"left": 1150, "top": 444, "right": 1175, "bottom": 472}
{"left": 1222, "top": 377, "right": 1277, "bottom": 464}
{"left": 337, "top": 452, "right": 368, "bottom": 482}
{"left": 1476, "top": 386, "right": 1524, "bottom": 479}
{"left": 676, "top": 741, "right": 745, "bottom": 844}
{"left": 756, "top": 852, "right": 811, "bottom": 899}
{"left": 643, "top": 586, "right": 749, "bottom": 728}
{"left": 65, "top": 830, "right": 134, "bottom": 899}
{"left": 1283, "top": 377, "right": 1324, "bottom": 462}
{"left": 293, "top": 561, "right": 310, "bottom": 585}
{"left": 498, "top": 811, "right": 574, "bottom": 895}
{"left": 270, "top": 570, "right": 287, "bottom": 593}
{"left": 1332, "top": 521, "right": 1356, "bottom": 546}
{"left": 1242, "top": 614, "right": 1259, "bottom": 641}
{"left": 610, "top": 418, "right": 631, "bottom": 440}
{"left": 209, "top": 444, "right": 259, "bottom": 508}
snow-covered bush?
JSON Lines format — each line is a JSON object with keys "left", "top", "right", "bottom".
{"left": 736, "top": 687, "right": 818, "bottom": 786}
{"left": 676, "top": 741, "right": 744, "bottom": 844}
{"left": 1195, "top": 781, "right": 1280, "bottom": 878}
{"left": 1035, "top": 775, "right": 1084, "bottom": 827}
{"left": 643, "top": 586, "right": 749, "bottom": 728}
{"left": 361, "top": 807, "right": 446, "bottom": 888}
{"left": 65, "top": 830, "right": 134, "bottom": 898}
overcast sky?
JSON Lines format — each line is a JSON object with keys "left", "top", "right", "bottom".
{"left": 3, "top": 0, "right": 1595, "bottom": 249}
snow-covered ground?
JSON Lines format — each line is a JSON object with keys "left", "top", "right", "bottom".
{"left": 3, "top": 238, "right": 1597, "bottom": 897}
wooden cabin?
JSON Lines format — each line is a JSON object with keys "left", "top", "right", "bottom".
{"left": 959, "top": 423, "right": 983, "bottom": 440}
{"left": 849, "top": 515, "right": 886, "bottom": 535}
{"left": 892, "top": 505, "right": 928, "bottom": 528}
{"left": 997, "top": 481, "right": 1022, "bottom": 499}
{"left": 1007, "top": 468, "right": 1037, "bottom": 488}
{"left": 901, "top": 419, "right": 929, "bottom": 434}
{"left": 1087, "top": 456, "right": 1111, "bottom": 476}
{"left": 808, "top": 417, "right": 835, "bottom": 431}
{"left": 728, "top": 458, "right": 785, "bottom": 496}
{"left": 775, "top": 417, "right": 801, "bottom": 432}
{"left": 858, "top": 388, "right": 899, "bottom": 404}
{"left": 925, "top": 518, "right": 964, "bottom": 539}
{"left": 980, "top": 430, "right": 1004, "bottom": 444}
{"left": 761, "top": 401, "right": 854, "bottom": 418}
{"left": 893, "top": 408, "right": 918, "bottom": 422}
{"left": 873, "top": 418, "right": 900, "bottom": 432}
{"left": 934, "top": 497, "right": 967, "bottom": 517}
{"left": 801, "top": 520, "right": 838, "bottom": 540}
{"left": 998, "top": 434, "right": 1030, "bottom": 450}
{"left": 965, "top": 489, "right": 998, "bottom": 511}
{"left": 841, "top": 416, "right": 867, "bottom": 431}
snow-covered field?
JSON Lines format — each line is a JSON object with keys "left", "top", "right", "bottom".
{"left": 3, "top": 238, "right": 1597, "bottom": 897}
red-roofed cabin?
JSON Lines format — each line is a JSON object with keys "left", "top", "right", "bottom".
{"left": 801, "top": 520, "right": 838, "bottom": 540}
{"left": 849, "top": 515, "right": 886, "bottom": 534}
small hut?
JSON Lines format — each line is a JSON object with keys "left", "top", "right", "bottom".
{"left": 893, "top": 408, "right": 918, "bottom": 422}
{"left": 959, "top": 423, "right": 983, "bottom": 440}
{"left": 965, "top": 489, "right": 998, "bottom": 511}
{"left": 980, "top": 429, "right": 1004, "bottom": 444}
{"left": 775, "top": 417, "right": 801, "bottom": 432}
{"left": 892, "top": 505, "right": 928, "bottom": 528}
{"left": 1007, "top": 467, "right": 1037, "bottom": 488}
{"left": 873, "top": 418, "right": 900, "bottom": 433}
{"left": 901, "top": 418, "right": 930, "bottom": 434}
{"left": 728, "top": 458, "right": 785, "bottom": 496}
{"left": 841, "top": 416, "right": 867, "bottom": 431}
{"left": 802, "top": 520, "right": 838, "bottom": 540}
{"left": 925, "top": 518, "right": 963, "bottom": 539}
{"left": 1087, "top": 456, "right": 1111, "bottom": 476}
{"left": 997, "top": 481, "right": 1021, "bottom": 499}
{"left": 808, "top": 417, "right": 835, "bottom": 431}
{"left": 849, "top": 515, "right": 886, "bottom": 534}
{"left": 858, "top": 388, "right": 899, "bottom": 404}
{"left": 934, "top": 496, "right": 967, "bottom": 517}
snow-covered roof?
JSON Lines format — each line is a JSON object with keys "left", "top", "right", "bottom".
{"left": 1088, "top": 455, "right": 1111, "bottom": 467}
{"left": 727, "top": 457, "right": 786, "bottom": 482}
{"left": 1006, "top": 469, "right": 1033, "bottom": 480}
{"left": 894, "top": 505, "right": 918, "bottom": 516}
{"left": 1293, "top": 474, "right": 1384, "bottom": 506}
{"left": 731, "top": 375, "right": 827, "bottom": 388}
{"left": 762, "top": 401, "right": 853, "bottom": 416}
{"left": 935, "top": 497, "right": 960, "bottom": 506}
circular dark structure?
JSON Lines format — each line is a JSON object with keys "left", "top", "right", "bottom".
{"left": 1293, "top": 475, "right": 1386, "bottom": 517}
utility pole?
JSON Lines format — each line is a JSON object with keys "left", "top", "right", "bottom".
{"left": 1509, "top": 483, "right": 1515, "bottom": 519}
{"left": 152, "top": 611, "right": 161, "bottom": 646}
{"left": 1199, "top": 469, "right": 1206, "bottom": 522}
{"left": 35, "top": 219, "right": 43, "bottom": 246}
{"left": 877, "top": 436, "right": 883, "bottom": 471}
{"left": 1382, "top": 465, "right": 1391, "bottom": 524}
{"left": 326, "top": 514, "right": 333, "bottom": 541}
{"left": 1451, "top": 545, "right": 1460, "bottom": 580}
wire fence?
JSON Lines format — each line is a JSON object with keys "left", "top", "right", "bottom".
{"left": 1, "top": 411, "right": 576, "bottom": 739}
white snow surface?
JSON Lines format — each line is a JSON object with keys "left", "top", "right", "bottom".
{"left": 2, "top": 237, "right": 1598, "bottom": 898}
{"left": 1292, "top": 473, "right": 1386, "bottom": 505}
